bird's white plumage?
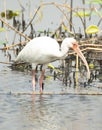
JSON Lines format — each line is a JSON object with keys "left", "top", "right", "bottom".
{"left": 16, "top": 36, "right": 78, "bottom": 71}
{"left": 15, "top": 36, "right": 90, "bottom": 92}
{"left": 16, "top": 36, "right": 68, "bottom": 65}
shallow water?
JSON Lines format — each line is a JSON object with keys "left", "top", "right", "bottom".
{"left": 0, "top": 51, "right": 102, "bottom": 130}
{"left": 0, "top": 79, "right": 102, "bottom": 130}
{"left": 0, "top": 0, "right": 102, "bottom": 129}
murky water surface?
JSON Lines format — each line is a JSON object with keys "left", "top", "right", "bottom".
{"left": 0, "top": 50, "right": 102, "bottom": 130}
{"left": 0, "top": 0, "right": 102, "bottom": 129}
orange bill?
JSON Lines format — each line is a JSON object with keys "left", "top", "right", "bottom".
{"left": 72, "top": 43, "right": 90, "bottom": 79}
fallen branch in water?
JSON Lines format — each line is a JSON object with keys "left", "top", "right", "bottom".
{"left": 0, "top": 40, "right": 28, "bottom": 50}
{"left": 1, "top": 91, "right": 102, "bottom": 95}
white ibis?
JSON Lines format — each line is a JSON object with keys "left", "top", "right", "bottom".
{"left": 15, "top": 36, "right": 90, "bottom": 93}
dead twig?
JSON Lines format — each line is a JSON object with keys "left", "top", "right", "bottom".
{"left": 0, "top": 17, "right": 31, "bottom": 41}
{"left": 0, "top": 40, "right": 28, "bottom": 50}
{"left": 0, "top": 61, "right": 12, "bottom": 64}
{"left": 22, "top": 6, "right": 41, "bottom": 33}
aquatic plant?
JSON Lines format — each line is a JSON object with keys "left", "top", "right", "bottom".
{"left": 1, "top": 10, "right": 20, "bottom": 20}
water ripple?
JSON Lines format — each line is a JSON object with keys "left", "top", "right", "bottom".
{"left": 0, "top": 66, "right": 102, "bottom": 130}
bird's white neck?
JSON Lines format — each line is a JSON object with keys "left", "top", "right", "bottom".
{"left": 59, "top": 41, "right": 69, "bottom": 59}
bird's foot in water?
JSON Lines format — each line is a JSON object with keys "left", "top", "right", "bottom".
{"left": 32, "top": 86, "right": 36, "bottom": 92}
{"left": 40, "top": 88, "right": 43, "bottom": 94}
{"left": 40, "top": 82, "right": 44, "bottom": 94}
{"left": 32, "top": 83, "right": 37, "bottom": 92}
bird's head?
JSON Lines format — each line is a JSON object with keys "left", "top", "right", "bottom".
{"left": 63, "top": 37, "right": 90, "bottom": 79}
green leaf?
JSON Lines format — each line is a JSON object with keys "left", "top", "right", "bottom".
{"left": 13, "top": 11, "right": 20, "bottom": 16}
{"left": 1, "top": 10, "right": 13, "bottom": 19}
{"left": 1, "top": 10, "right": 20, "bottom": 20}
{"left": 73, "top": 11, "right": 90, "bottom": 17}
{"left": 87, "top": 0, "right": 102, "bottom": 4}
{"left": 85, "top": 25, "right": 99, "bottom": 34}
{"left": 0, "top": 27, "right": 6, "bottom": 32}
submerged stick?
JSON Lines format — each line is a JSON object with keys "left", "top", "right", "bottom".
{"left": 1, "top": 91, "right": 102, "bottom": 95}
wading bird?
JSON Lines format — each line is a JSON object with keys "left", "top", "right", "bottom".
{"left": 15, "top": 36, "right": 90, "bottom": 93}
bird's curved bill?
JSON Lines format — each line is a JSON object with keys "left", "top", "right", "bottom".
{"left": 72, "top": 45, "right": 90, "bottom": 79}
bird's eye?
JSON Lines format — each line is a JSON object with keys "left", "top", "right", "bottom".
{"left": 73, "top": 43, "right": 78, "bottom": 49}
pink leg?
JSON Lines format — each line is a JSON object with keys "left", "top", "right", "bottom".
{"left": 32, "top": 70, "right": 36, "bottom": 91}
{"left": 39, "top": 69, "right": 45, "bottom": 93}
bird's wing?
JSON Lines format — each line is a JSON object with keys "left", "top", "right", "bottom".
{"left": 15, "top": 36, "right": 61, "bottom": 64}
